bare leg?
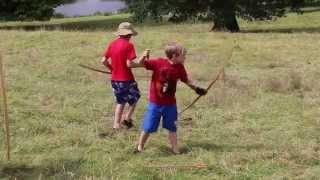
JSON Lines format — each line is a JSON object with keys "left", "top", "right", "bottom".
{"left": 114, "top": 104, "right": 125, "bottom": 129}
{"left": 169, "top": 132, "right": 180, "bottom": 154}
{"left": 124, "top": 103, "right": 136, "bottom": 121}
{"left": 137, "top": 131, "right": 150, "bottom": 151}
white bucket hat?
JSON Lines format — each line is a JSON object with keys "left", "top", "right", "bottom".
{"left": 115, "top": 22, "right": 138, "bottom": 36}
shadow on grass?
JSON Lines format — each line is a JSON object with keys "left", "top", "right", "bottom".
{"left": 156, "top": 145, "right": 192, "bottom": 156}
{"left": 154, "top": 141, "right": 265, "bottom": 156}
{"left": 0, "top": 158, "right": 83, "bottom": 179}
{"left": 241, "top": 26, "right": 320, "bottom": 33}
{"left": 186, "top": 141, "right": 265, "bottom": 152}
{"left": 0, "top": 164, "right": 39, "bottom": 179}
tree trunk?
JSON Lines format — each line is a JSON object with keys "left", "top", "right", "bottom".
{"left": 211, "top": 10, "right": 240, "bottom": 32}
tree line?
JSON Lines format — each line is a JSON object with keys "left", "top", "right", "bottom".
{"left": 1, "top": 0, "right": 319, "bottom": 32}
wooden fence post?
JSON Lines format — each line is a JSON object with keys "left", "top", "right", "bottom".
{"left": 0, "top": 53, "right": 11, "bottom": 161}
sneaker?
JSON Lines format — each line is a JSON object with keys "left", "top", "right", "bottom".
{"left": 121, "top": 119, "right": 134, "bottom": 129}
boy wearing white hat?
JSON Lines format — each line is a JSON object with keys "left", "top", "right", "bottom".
{"left": 101, "top": 22, "right": 149, "bottom": 130}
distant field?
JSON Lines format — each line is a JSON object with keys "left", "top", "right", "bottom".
{"left": 0, "top": 10, "right": 320, "bottom": 32}
{"left": 0, "top": 11, "right": 319, "bottom": 179}
{"left": 0, "top": 14, "right": 131, "bottom": 31}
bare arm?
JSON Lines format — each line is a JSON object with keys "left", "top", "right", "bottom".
{"left": 185, "top": 79, "right": 198, "bottom": 91}
{"left": 127, "top": 55, "right": 147, "bottom": 68}
{"left": 184, "top": 79, "right": 207, "bottom": 96}
{"left": 101, "top": 57, "right": 112, "bottom": 71}
{"left": 127, "top": 49, "right": 150, "bottom": 68}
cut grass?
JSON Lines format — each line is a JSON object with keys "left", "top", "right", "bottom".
{"left": 0, "top": 11, "right": 320, "bottom": 179}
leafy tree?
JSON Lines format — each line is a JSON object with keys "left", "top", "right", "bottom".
{"left": 0, "top": 0, "right": 64, "bottom": 21}
{"left": 125, "top": 0, "right": 319, "bottom": 32}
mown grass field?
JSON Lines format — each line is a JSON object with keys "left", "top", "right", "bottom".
{"left": 0, "top": 11, "right": 320, "bottom": 179}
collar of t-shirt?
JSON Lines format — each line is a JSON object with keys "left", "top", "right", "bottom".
{"left": 118, "top": 37, "right": 130, "bottom": 41}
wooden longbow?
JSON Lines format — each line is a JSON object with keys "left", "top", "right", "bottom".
{"left": 179, "top": 48, "right": 234, "bottom": 116}
{"left": 79, "top": 64, "right": 111, "bottom": 74}
{"left": 0, "top": 53, "right": 10, "bottom": 160}
{"left": 79, "top": 63, "right": 150, "bottom": 79}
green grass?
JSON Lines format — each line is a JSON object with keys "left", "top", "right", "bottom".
{"left": 0, "top": 11, "right": 320, "bottom": 179}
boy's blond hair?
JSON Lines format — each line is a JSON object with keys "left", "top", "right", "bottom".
{"left": 165, "top": 43, "right": 186, "bottom": 59}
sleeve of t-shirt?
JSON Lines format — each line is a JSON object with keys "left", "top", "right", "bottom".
{"left": 144, "top": 59, "right": 158, "bottom": 70}
{"left": 127, "top": 43, "right": 137, "bottom": 61}
{"left": 179, "top": 64, "right": 189, "bottom": 83}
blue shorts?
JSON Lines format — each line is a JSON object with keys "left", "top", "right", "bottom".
{"left": 142, "top": 102, "right": 178, "bottom": 133}
{"left": 111, "top": 80, "right": 140, "bottom": 105}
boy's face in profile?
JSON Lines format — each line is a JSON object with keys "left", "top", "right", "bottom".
{"left": 172, "top": 48, "right": 186, "bottom": 64}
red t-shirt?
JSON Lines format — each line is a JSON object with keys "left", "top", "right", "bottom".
{"left": 104, "top": 37, "right": 137, "bottom": 81}
{"left": 144, "top": 58, "right": 189, "bottom": 105}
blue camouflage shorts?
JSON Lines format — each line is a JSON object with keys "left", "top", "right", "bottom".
{"left": 111, "top": 80, "right": 141, "bottom": 105}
